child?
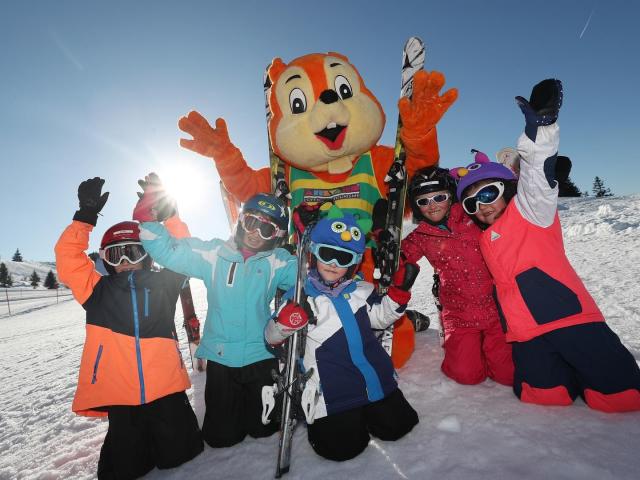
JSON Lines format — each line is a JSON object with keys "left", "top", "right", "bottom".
{"left": 55, "top": 177, "right": 203, "bottom": 480}
{"left": 402, "top": 166, "right": 514, "bottom": 386}
{"left": 135, "top": 191, "right": 297, "bottom": 447}
{"left": 265, "top": 205, "right": 418, "bottom": 461}
{"left": 455, "top": 79, "right": 640, "bottom": 412}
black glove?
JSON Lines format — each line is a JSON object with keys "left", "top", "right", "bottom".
{"left": 516, "top": 79, "right": 563, "bottom": 138}
{"left": 292, "top": 202, "right": 321, "bottom": 234}
{"left": 555, "top": 156, "right": 572, "bottom": 183}
{"left": 136, "top": 172, "right": 177, "bottom": 222}
{"left": 73, "top": 177, "right": 109, "bottom": 226}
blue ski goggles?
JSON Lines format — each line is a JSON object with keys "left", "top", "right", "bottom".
{"left": 310, "top": 243, "right": 362, "bottom": 268}
{"left": 462, "top": 181, "right": 505, "bottom": 215}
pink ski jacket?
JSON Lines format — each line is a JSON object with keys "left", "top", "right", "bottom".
{"left": 402, "top": 203, "right": 500, "bottom": 331}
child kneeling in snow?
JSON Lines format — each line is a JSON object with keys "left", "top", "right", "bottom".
{"left": 454, "top": 79, "right": 640, "bottom": 412}
{"left": 55, "top": 176, "right": 203, "bottom": 480}
{"left": 402, "top": 165, "right": 514, "bottom": 386}
{"left": 265, "top": 205, "right": 419, "bottom": 461}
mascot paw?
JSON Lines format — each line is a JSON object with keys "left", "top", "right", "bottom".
{"left": 399, "top": 70, "right": 458, "bottom": 143}
{"left": 178, "top": 112, "right": 236, "bottom": 160}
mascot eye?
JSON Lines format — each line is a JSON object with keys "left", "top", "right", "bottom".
{"left": 334, "top": 75, "right": 353, "bottom": 100}
{"left": 349, "top": 227, "right": 361, "bottom": 240}
{"left": 467, "top": 163, "right": 482, "bottom": 171}
{"left": 289, "top": 88, "right": 307, "bottom": 114}
{"left": 330, "top": 221, "right": 347, "bottom": 233}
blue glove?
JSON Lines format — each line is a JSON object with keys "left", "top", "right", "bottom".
{"left": 516, "top": 79, "right": 563, "bottom": 141}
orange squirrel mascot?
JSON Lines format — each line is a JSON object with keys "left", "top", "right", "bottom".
{"left": 179, "top": 51, "right": 457, "bottom": 367}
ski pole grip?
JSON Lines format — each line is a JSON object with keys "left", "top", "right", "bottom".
{"left": 400, "top": 263, "right": 420, "bottom": 291}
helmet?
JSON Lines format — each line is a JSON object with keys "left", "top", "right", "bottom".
{"left": 235, "top": 193, "right": 289, "bottom": 251}
{"left": 309, "top": 205, "right": 367, "bottom": 281}
{"left": 242, "top": 193, "right": 289, "bottom": 230}
{"left": 408, "top": 167, "right": 456, "bottom": 221}
{"left": 451, "top": 150, "right": 517, "bottom": 201}
{"left": 99, "top": 221, "right": 151, "bottom": 275}
{"left": 100, "top": 221, "right": 140, "bottom": 248}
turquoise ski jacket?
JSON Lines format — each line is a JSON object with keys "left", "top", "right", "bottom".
{"left": 140, "top": 222, "right": 297, "bottom": 367}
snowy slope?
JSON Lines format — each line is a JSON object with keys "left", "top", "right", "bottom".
{"left": 2, "top": 260, "right": 59, "bottom": 287}
{"left": 1, "top": 195, "right": 639, "bottom": 480}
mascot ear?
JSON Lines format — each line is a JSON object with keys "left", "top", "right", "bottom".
{"left": 327, "top": 51, "right": 350, "bottom": 63}
{"left": 326, "top": 204, "right": 344, "bottom": 219}
{"left": 268, "top": 58, "right": 287, "bottom": 83}
{"left": 356, "top": 218, "right": 373, "bottom": 235}
{"left": 470, "top": 149, "right": 491, "bottom": 164}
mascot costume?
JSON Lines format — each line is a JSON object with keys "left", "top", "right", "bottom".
{"left": 178, "top": 50, "right": 457, "bottom": 367}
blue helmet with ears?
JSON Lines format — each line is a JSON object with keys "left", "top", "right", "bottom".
{"left": 242, "top": 193, "right": 289, "bottom": 229}
{"left": 310, "top": 205, "right": 371, "bottom": 255}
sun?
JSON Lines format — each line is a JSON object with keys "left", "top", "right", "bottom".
{"left": 155, "top": 163, "right": 206, "bottom": 212}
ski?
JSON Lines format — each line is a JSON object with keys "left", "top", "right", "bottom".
{"left": 274, "top": 227, "right": 312, "bottom": 478}
{"left": 179, "top": 281, "right": 205, "bottom": 372}
{"left": 220, "top": 181, "right": 242, "bottom": 229}
{"left": 373, "top": 36, "right": 426, "bottom": 355}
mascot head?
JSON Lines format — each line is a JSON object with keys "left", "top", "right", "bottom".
{"left": 267, "top": 52, "right": 385, "bottom": 175}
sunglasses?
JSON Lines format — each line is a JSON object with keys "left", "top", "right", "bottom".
{"left": 415, "top": 192, "right": 451, "bottom": 207}
{"left": 240, "top": 213, "right": 286, "bottom": 240}
{"left": 100, "top": 242, "right": 148, "bottom": 267}
{"left": 310, "top": 243, "right": 362, "bottom": 268}
{"left": 462, "top": 181, "right": 505, "bottom": 215}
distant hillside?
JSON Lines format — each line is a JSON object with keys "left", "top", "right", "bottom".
{"left": 1, "top": 260, "right": 59, "bottom": 288}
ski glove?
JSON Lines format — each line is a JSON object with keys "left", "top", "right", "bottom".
{"left": 387, "top": 258, "right": 420, "bottom": 306}
{"left": 73, "top": 177, "right": 109, "bottom": 226}
{"left": 265, "top": 300, "right": 311, "bottom": 345}
{"left": 516, "top": 79, "right": 563, "bottom": 141}
{"left": 132, "top": 172, "right": 177, "bottom": 223}
{"left": 293, "top": 202, "right": 321, "bottom": 234}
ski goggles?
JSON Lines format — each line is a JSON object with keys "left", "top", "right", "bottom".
{"left": 461, "top": 181, "right": 505, "bottom": 215}
{"left": 240, "top": 213, "right": 286, "bottom": 240}
{"left": 100, "top": 242, "right": 148, "bottom": 267}
{"left": 415, "top": 192, "right": 451, "bottom": 207}
{"left": 310, "top": 243, "right": 362, "bottom": 268}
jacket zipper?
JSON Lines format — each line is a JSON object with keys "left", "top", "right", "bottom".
{"left": 128, "top": 272, "right": 146, "bottom": 404}
{"left": 91, "top": 345, "right": 103, "bottom": 384}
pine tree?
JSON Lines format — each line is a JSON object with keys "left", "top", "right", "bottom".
{"left": 6, "top": 273, "right": 13, "bottom": 287}
{"left": 0, "top": 262, "right": 9, "bottom": 287}
{"left": 30, "top": 270, "right": 41, "bottom": 289}
{"left": 558, "top": 176, "right": 582, "bottom": 197}
{"left": 44, "top": 270, "right": 59, "bottom": 289}
{"left": 12, "top": 249, "right": 23, "bottom": 262}
{"left": 592, "top": 176, "right": 613, "bottom": 197}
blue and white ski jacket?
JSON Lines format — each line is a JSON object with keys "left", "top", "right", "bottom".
{"left": 269, "top": 278, "right": 406, "bottom": 420}
{"left": 140, "top": 222, "right": 297, "bottom": 368}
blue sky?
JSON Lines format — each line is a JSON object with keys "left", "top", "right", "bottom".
{"left": 1, "top": 0, "right": 638, "bottom": 261}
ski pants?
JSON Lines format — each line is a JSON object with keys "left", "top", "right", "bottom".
{"left": 512, "top": 322, "right": 640, "bottom": 412}
{"left": 202, "top": 358, "right": 280, "bottom": 448}
{"left": 97, "top": 391, "right": 203, "bottom": 480}
{"left": 441, "top": 321, "right": 514, "bottom": 386}
{"left": 307, "top": 388, "right": 418, "bottom": 462}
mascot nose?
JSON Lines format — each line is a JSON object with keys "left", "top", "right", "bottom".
{"left": 340, "top": 231, "right": 352, "bottom": 241}
{"left": 319, "top": 89, "right": 340, "bottom": 105}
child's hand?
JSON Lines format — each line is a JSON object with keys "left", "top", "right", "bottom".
{"left": 132, "top": 173, "right": 177, "bottom": 223}
{"left": 73, "top": 177, "right": 109, "bottom": 226}
{"left": 387, "top": 259, "right": 420, "bottom": 305}
{"left": 277, "top": 301, "right": 309, "bottom": 331}
{"left": 515, "top": 79, "right": 563, "bottom": 129}
{"left": 178, "top": 111, "right": 236, "bottom": 160}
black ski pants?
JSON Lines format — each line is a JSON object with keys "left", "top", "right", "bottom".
{"left": 307, "top": 388, "right": 418, "bottom": 461}
{"left": 97, "top": 391, "right": 203, "bottom": 480}
{"left": 202, "top": 358, "right": 280, "bottom": 448}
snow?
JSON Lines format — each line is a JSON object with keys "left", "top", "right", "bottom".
{"left": 1, "top": 195, "right": 639, "bottom": 480}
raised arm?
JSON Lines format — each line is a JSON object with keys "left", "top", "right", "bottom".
{"left": 514, "top": 79, "right": 563, "bottom": 228}
{"left": 55, "top": 177, "right": 109, "bottom": 305}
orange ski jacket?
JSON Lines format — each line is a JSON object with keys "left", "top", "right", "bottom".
{"left": 55, "top": 219, "right": 192, "bottom": 417}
